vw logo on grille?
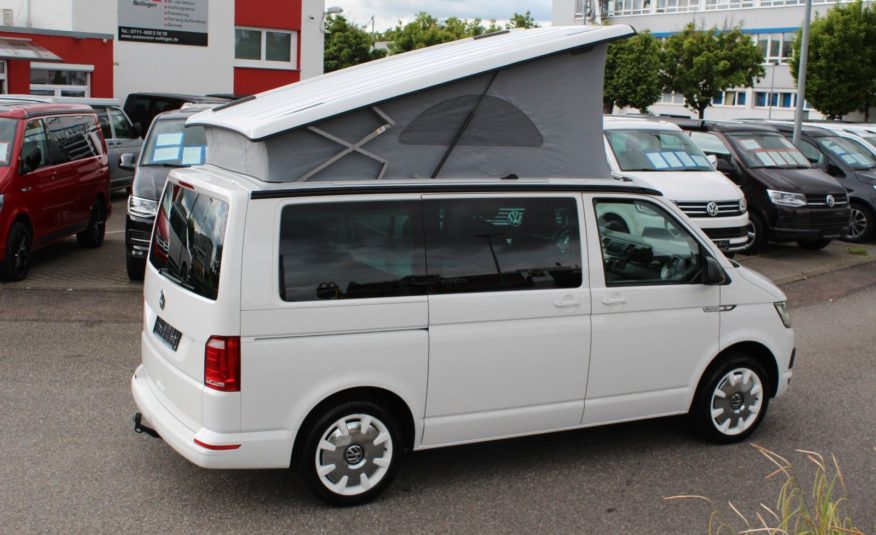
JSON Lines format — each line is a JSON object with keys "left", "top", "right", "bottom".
{"left": 706, "top": 201, "right": 720, "bottom": 217}
{"left": 159, "top": 290, "right": 166, "bottom": 311}
{"left": 826, "top": 194, "right": 835, "bottom": 208}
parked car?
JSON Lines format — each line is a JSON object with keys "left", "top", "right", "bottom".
{"left": 123, "top": 93, "right": 228, "bottom": 135}
{"left": 0, "top": 102, "right": 111, "bottom": 280}
{"left": 121, "top": 104, "right": 211, "bottom": 280}
{"left": 132, "top": 27, "right": 794, "bottom": 507}
{"left": 678, "top": 120, "right": 851, "bottom": 253}
{"left": 766, "top": 122, "right": 876, "bottom": 242}
{"left": 603, "top": 116, "right": 750, "bottom": 254}
{"left": 0, "top": 95, "right": 142, "bottom": 192}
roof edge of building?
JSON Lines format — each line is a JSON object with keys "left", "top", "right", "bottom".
{"left": 0, "top": 26, "right": 114, "bottom": 41}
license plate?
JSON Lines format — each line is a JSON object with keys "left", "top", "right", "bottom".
{"left": 153, "top": 316, "right": 182, "bottom": 351}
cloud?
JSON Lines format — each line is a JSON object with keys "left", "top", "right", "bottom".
{"left": 329, "top": 0, "right": 552, "bottom": 31}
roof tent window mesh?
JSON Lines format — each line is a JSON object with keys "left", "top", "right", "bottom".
{"left": 399, "top": 95, "right": 543, "bottom": 148}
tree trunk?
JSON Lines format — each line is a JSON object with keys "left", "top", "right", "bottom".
{"left": 698, "top": 105, "right": 707, "bottom": 119}
{"left": 603, "top": 100, "right": 614, "bottom": 114}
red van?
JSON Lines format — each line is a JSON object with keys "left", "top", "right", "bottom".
{"left": 0, "top": 102, "right": 111, "bottom": 281}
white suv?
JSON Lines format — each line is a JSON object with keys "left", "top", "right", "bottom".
{"left": 603, "top": 116, "right": 750, "bottom": 254}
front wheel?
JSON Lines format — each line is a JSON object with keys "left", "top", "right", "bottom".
{"left": 77, "top": 199, "right": 106, "bottom": 248}
{"left": 742, "top": 212, "right": 767, "bottom": 255}
{"left": 797, "top": 238, "right": 831, "bottom": 251}
{"left": 690, "top": 354, "right": 770, "bottom": 444}
{"left": 1, "top": 222, "right": 32, "bottom": 281}
{"left": 844, "top": 202, "right": 873, "bottom": 243}
{"left": 298, "top": 401, "right": 401, "bottom": 506}
{"left": 126, "top": 256, "right": 146, "bottom": 281}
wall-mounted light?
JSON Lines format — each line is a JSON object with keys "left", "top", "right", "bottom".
{"left": 320, "top": 6, "right": 343, "bottom": 33}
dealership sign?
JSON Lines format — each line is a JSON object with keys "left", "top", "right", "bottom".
{"left": 118, "top": 0, "right": 208, "bottom": 46}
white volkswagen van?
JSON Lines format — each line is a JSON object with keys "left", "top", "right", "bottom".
{"left": 603, "top": 116, "right": 751, "bottom": 254}
{"left": 131, "top": 27, "right": 794, "bottom": 506}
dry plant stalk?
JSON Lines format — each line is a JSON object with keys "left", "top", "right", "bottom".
{"left": 665, "top": 444, "right": 868, "bottom": 535}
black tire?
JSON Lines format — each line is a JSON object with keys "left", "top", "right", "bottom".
{"left": 1, "top": 222, "right": 32, "bottom": 281}
{"left": 76, "top": 199, "right": 106, "bottom": 248}
{"left": 844, "top": 201, "right": 874, "bottom": 243}
{"left": 797, "top": 238, "right": 831, "bottom": 251}
{"left": 126, "top": 255, "right": 146, "bottom": 281}
{"left": 742, "top": 212, "right": 767, "bottom": 255}
{"left": 690, "top": 353, "right": 771, "bottom": 444}
{"left": 297, "top": 400, "right": 401, "bottom": 506}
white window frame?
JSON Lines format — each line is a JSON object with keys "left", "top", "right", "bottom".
{"left": 234, "top": 26, "right": 298, "bottom": 71}
{"left": 0, "top": 60, "right": 7, "bottom": 94}
{"left": 29, "top": 62, "right": 92, "bottom": 97}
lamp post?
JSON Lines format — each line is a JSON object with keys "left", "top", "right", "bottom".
{"left": 767, "top": 60, "right": 779, "bottom": 120}
{"left": 793, "top": 0, "right": 813, "bottom": 146}
{"left": 320, "top": 6, "right": 343, "bottom": 33}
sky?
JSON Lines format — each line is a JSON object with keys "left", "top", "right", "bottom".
{"left": 327, "top": 0, "right": 553, "bottom": 32}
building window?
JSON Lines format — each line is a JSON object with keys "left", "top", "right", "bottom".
{"left": 756, "top": 32, "right": 796, "bottom": 64}
{"left": 0, "top": 61, "right": 6, "bottom": 94}
{"left": 713, "top": 90, "right": 748, "bottom": 107}
{"left": 656, "top": 0, "right": 698, "bottom": 13}
{"left": 609, "top": 0, "right": 650, "bottom": 16}
{"left": 29, "top": 62, "right": 92, "bottom": 97}
{"left": 234, "top": 27, "right": 298, "bottom": 70}
{"left": 574, "top": 0, "right": 588, "bottom": 18}
{"left": 754, "top": 91, "right": 796, "bottom": 109}
{"left": 704, "top": 0, "right": 754, "bottom": 10}
{"left": 660, "top": 91, "right": 685, "bottom": 105}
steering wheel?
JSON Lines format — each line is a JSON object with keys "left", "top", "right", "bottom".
{"left": 660, "top": 255, "right": 701, "bottom": 282}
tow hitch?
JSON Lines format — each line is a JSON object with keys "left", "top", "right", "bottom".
{"left": 133, "top": 412, "right": 160, "bottom": 438}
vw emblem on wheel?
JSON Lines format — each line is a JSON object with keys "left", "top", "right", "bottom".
{"left": 159, "top": 290, "right": 166, "bottom": 311}
{"left": 706, "top": 201, "right": 719, "bottom": 217}
{"left": 826, "top": 194, "right": 835, "bottom": 208}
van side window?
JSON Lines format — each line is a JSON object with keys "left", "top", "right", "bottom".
{"left": 109, "top": 107, "right": 136, "bottom": 139}
{"left": 424, "top": 197, "right": 581, "bottom": 294}
{"left": 279, "top": 202, "right": 426, "bottom": 302}
{"left": 20, "top": 119, "right": 49, "bottom": 172}
{"left": 595, "top": 199, "right": 703, "bottom": 286}
{"left": 44, "top": 115, "right": 102, "bottom": 164}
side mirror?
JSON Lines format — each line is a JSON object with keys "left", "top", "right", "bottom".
{"left": 706, "top": 154, "right": 718, "bottom": 168}
{"left": 826, "top": 163, "right": 845, "bottom": 178}
{"left": 119, "top": 153, "right": 138, "bottom": 171}
{"left": 715, "top": 157, "right": 736, "bottom": 175}
{"left": 21, "top": 147, "right": 42, "bottom": 174}
{"left": 702, "top": 256, "right": 728, "bottom": 286}
{"left": 133, "top": 123, "right": 143, "bottom": 138}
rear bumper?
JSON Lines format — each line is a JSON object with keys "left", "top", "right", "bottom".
{"left": 131, "top": 364, "right": 294, "bottom": 469}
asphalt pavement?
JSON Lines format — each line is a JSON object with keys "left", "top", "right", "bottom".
{"left": 1, "top": 196, "right": 876, "bottom": 533}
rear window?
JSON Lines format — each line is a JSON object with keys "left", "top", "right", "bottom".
{"left": 150, "top": 183, "right": 229, "bottom": 300}
{"left": 141, "top": 118, "right": 206, "bottom": 166}
{"left": 0, "top": 118, "right": 16, "bottom": 166}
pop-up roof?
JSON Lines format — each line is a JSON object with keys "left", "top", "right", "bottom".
{"left": 190, "top": 25, "right": 635, "bottom": 182}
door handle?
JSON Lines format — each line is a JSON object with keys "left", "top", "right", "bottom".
{"left": 20, "top": 186, "right": 31, "bottom": 192}
{"left": 601, "top": 294, "right": 627, "bottom": 305}
{"left": 554, "top": 295, "right": 581, "bottom": 308}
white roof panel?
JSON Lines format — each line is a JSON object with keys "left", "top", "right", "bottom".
{"left": 190, "top": 25, "right": 635, "bottom": 140}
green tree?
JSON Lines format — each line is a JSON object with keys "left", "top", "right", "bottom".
{"left": 790, "top": 1, "right": 876, "bottom": 120}
{"left": 323, "top": 15, "right": 387, "bottom": 73}
{"left": 661, "top": 24, "right": 764, "bottom": 119}
{"left": 604, "top": 31, "right": 662, "bottom": 113}
{"left": 387, "top": 12, "right": 465, "bottom": 54}
{"left": 508, "top": 11, "right": 540, "bottom": 29}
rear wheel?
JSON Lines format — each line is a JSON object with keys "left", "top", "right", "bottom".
{"left": 298, "top": 401, "right": 400, "bottom": 506}
{"left": 797, "top": 238, "right": 831, "bottom": 251}
{"left": 844, "top": 202, "right": 873, "bottom": 243}
{"left": 690, "top": 354, "right": 770, "bottom": 444}
{"left": 76, "top": 199, "right": 106, "bottom": 248}
{"left": 1, "top": 222, "right": 32, "bottom": 281}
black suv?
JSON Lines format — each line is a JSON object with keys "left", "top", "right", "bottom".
{"left": 120, "top": 104, "right": 211, "bottom": 279}
{"left": 679, "top": 120, "right": 850, "bottom": 252}
{"left": 123, "top": 93, "right": 228, "bottom": 134}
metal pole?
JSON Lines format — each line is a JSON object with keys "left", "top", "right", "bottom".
{"left": 792, "top": 0, "right": 813, "bottom": 146}
{"left": 768, "top": 61, "right": 777, "bottom": 120}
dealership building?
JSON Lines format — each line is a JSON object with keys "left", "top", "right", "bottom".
{"left": 553, "top": 0, "right": 875, "bottom": 120}
{"left": 0, "top": 0, "right": 326, "bottom": 101}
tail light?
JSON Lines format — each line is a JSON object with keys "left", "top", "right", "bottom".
{"left": 204, "top": 336, "right": 240, "bottom": 392}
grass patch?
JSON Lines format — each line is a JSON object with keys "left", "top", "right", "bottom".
{"left": 666, "top": 444, "right": 867, "bottom": 534}
{"left": 847, "top": 247, "right": 869, "bottom": 256}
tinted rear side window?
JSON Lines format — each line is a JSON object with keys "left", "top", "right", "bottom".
{"left": 44, "top": 115, "right": 103, "bottom": 164}
{"left": 279, "top": 201, "right": 426, "bottom": 302}
{"left": 424, "top": 197, "right": 582, "bottom": 294}
{"left": 150, "top": 184, "right": 229, "bottom": 300}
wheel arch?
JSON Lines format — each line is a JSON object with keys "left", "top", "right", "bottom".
{"left": 292, "top": 386, "right": 417, "bottom": 463}
{"left": 694, "top": 341, "right": 779, "bottom": 407}
{"left": 1, "top": 211, "right": 34, "bottom": 259}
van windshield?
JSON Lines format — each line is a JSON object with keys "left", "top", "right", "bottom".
{"left": 727, "top": 132, "right": 810, "bottom": 169}
{"left": 0, "top": 118, "right": 17, "bottom": 166}
{"left": 606, "top": 129, "right": 713, "bottom": 172}
{"left": 141, "top": 119, "right": 207, "bottom": 167}
{"left": 150, "top": 183, "right": 229, "bottom": 300}
{"left": 817, "top": 136, "right": 876, "bottom": 170}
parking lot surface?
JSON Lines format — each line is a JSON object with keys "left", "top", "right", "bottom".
{"left": 2, "top": 197, "right": 876, "bottom": 533}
